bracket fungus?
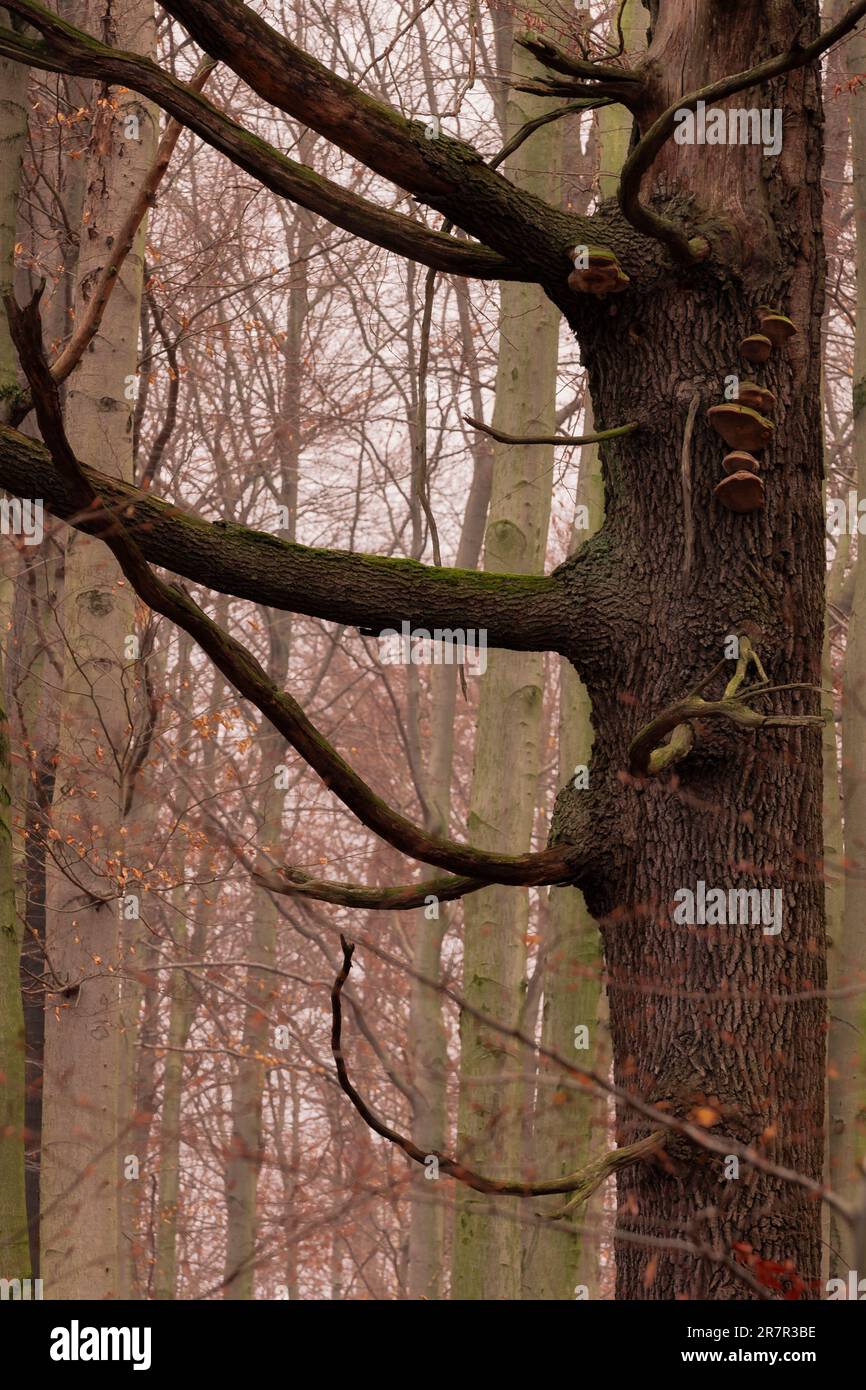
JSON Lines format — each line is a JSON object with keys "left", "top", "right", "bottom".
{"left": 758, "top": 311, "right": 798, "bottom": 349}
{"left": 737, "top": 381, "right": 775, "bottom": 414}
{"left": 740, "top": 334, "right": 772, "bottom": 363}
{"left": 722, "top": 450, "right": 760, "bottom": 474}
{"left": 707, "top": 403, "right": 774, "bottom": 452}
{"left": 567, "top": 246, "right": 629, "bottom": 296}
{"left": 714, "top": 470, "right": 765, "bottom": 513}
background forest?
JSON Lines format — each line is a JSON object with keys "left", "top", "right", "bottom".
{"left": 0, "top": 0, "right": 863, "bottom": 1303}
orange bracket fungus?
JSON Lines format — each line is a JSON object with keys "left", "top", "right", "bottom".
{"left": 740, "top": 334, "right": 772, "bottom": 364}
{"left": 722, "top": 450, "right": 760, "bottom": 474}
{"left": 737, "top": 381, "right": 775, "bottom": 414}
{"left": 758, "top": 310, "right": 798, "bottom": 349}
{"left": 714, "top": 471, "right": 765, "bottom": 513}
{"left": 567, "top": 246, "right": 629, "bottom": 297}
{"left": 707, "top": 403, "right": 774, "bottom": 452}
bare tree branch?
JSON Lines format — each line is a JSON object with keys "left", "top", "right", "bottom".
{"left": 253, "top": 864, "right": 486, "bottom": 911}
{"left": 4, "top": 290, "right": 596, "bottom": 887}
{"left": 0, "top": 6, "right": 515, "bottom": 278}
{"left": 0, "top": 425, "right": 570, "bottom": 652}
{"left": 9, "top": 55, "right": 217, "bottom": 425}
{"left": 331, "top": 933, "right": 665, "bottom": 1198}
{"left": 465, "top": 415, "right": 639, "bottom": 447}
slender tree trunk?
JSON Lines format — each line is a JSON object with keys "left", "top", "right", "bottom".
{"left": 0, "top": 580, "right": 28, "bottom": 1280}
{"left": 0, "top": 11, "right": 30, "bottom": 1279}
{"left": 451, "top": 3, "right": 560, "bottom": 1300}
{"left": 524, "top": 422, "right": 606, "bottom": 1299}
{"left": 0, "top": 6, "right": 27, "bottom": 418}
{"left": 40, "top": 0, "right": 157, "bottom": 1298}
{"left": 405, "top": 295, "right": 494, "bottom": 1302}
{"left": 223, "top": 208, "right": 311, "bottom": 1296}
{"left": 831, "top": 15, "right": 866, "bottom": 1275}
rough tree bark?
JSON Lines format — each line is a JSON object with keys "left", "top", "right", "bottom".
{"left": 547, "top": 0, "right": 828, "bottom": 1299}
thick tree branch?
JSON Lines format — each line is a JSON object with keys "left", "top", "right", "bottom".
{"left": 332, "top": 934, "right": 664, "bottom": 1198}
{"left": 147, "top": 0, "right": 610, "bottom": 283}
{"left": 0, "top": 9, "right": 514, "bottom": 279}
{"left": 5, "top": 292, "right": 592, "bottom": 887}
{"left": 619, "top": 0, "right": 866, "bottom": 261}
{"left": 0, "top": 425, "right": 568, "bottom": 653}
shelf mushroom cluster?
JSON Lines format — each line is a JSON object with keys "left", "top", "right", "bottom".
{"left": 567, "top": 246, "right": 630, "bottom": 296}
{"left": 707, "top": 308, "right": 798, "bottom": 513}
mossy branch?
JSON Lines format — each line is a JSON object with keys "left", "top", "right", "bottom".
{"left": 5, "top": 289, "right": 594, "bottom": 887}
{"left": 0, "top": 423, "right": 569, "bottom": 652}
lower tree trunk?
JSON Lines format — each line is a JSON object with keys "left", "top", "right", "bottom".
{"left": 556, "top": 253, "right": 826, "bottom": 1297}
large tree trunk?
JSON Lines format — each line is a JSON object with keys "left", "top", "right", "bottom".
{"left": 550, "top": 0, "right": 827, "bottom": 1298}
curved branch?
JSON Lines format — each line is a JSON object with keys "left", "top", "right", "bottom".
{"left": 252, "top": 865, "right": 486, "bottom": 911}
{"left": 0, "top": 425, "right": 569, "bottom": 653}
{"left": 619, "top": 0, "right": 866, "bottom": 261}
{"left": 488, "top": 98, "right": 614, "bottom": 171}
{"left": 0, "top": 11, "right": 515, "bottom": 279}
{"left": 465, "top": 415, "right": 639, "bottom": 448}
{"left": 332, "top": 934, "right": 664, "bottom": 1198}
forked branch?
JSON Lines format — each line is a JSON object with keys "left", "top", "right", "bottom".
{"left": 628, "top": 638, "right": 825, "bottom": 776}
{"left": 514, "top": 34, "right": 646, "bottom": 108}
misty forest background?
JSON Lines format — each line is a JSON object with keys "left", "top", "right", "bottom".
{"left": 0, "top": 0, "right": 864, "bottom": 1301}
